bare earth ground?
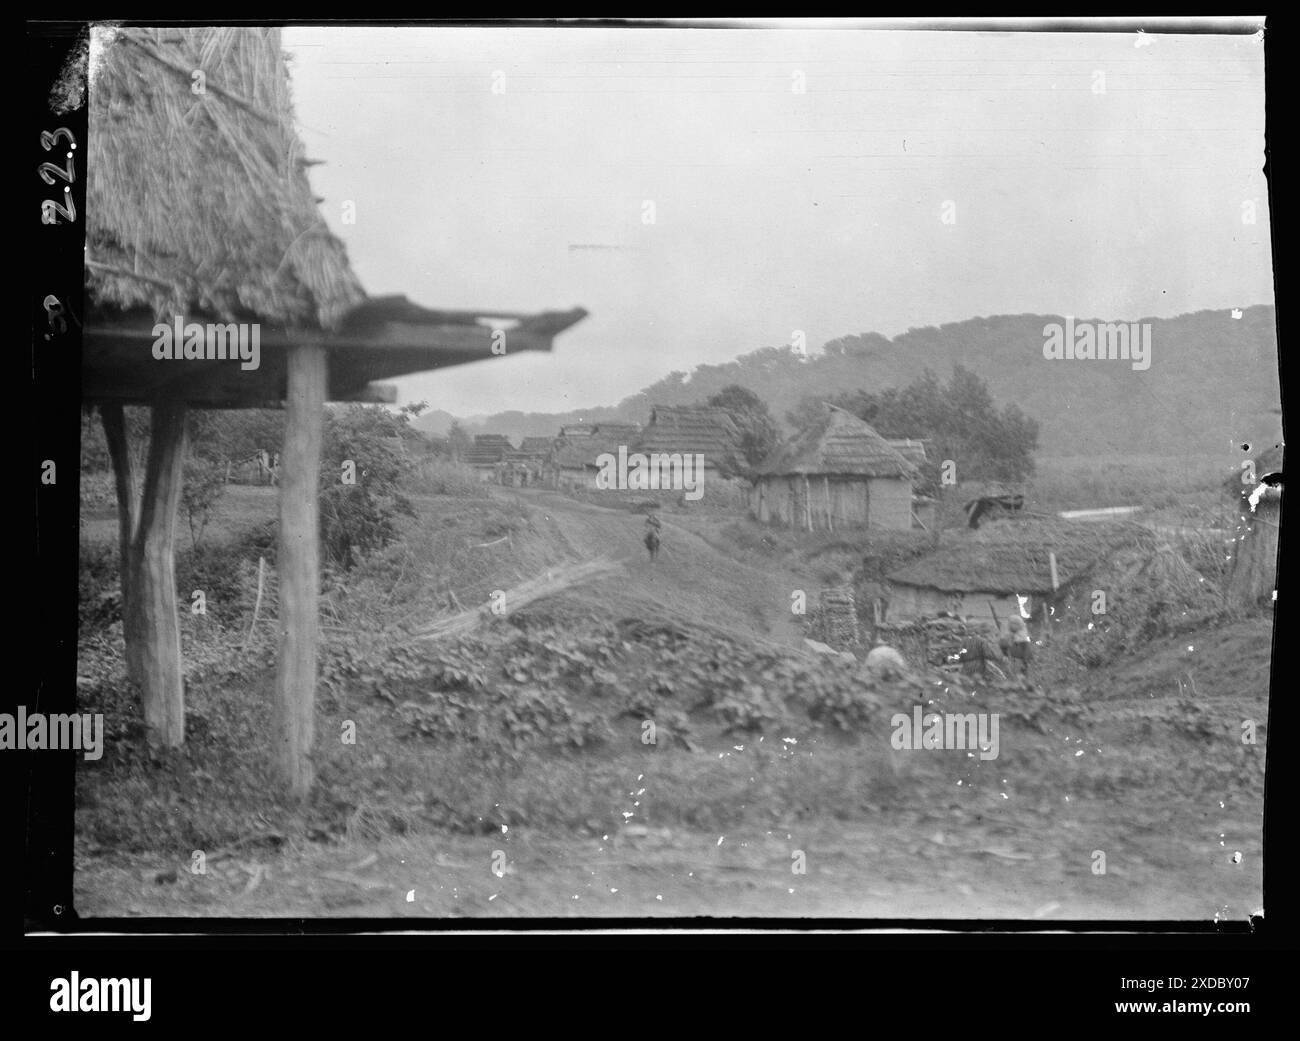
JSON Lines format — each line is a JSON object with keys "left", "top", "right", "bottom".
{"left": 74, "top": 485, "right": 1268, "bottom": 921}
{"left": 77, "top": 807, "right": 1262, "bottom": 920}
{"left": 501, "top": 486, "right": 810, "bottom": 648}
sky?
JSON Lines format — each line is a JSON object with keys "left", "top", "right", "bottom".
{"left": 281, "top": 24, "right": 1273, "bottom": 417}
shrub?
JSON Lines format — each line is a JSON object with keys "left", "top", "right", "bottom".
{"left": 181, "top": 456, "right": 228, "bottom": 548}
{"left": 175, "top": 542, "right": 266, "bottom": 628}
{"left": 79, "top": 541, "right": 123, "bottom": 631}
{"left": 804, "top": 667, "right": 886, "bottom": 731}
{"left": 319, "top": 406, "right": 418, "bottom": 569}
{"left": 407, "top": 459, "right": 489, "bottom": 498}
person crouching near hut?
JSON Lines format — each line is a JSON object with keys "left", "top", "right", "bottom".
{"left": 1000, "top": 613, "right": 1033, "bottom": 681}
{"left": 956, "top": 632, "right": 1002, "bottom": 682}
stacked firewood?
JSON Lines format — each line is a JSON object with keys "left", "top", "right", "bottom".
{"left": 816, "top": 587, "right": 861, "bottom": 649}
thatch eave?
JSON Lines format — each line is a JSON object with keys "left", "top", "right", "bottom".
{"left": 82, "top": 303, "right": 588, "bottom": 408}
{"left": 753, "top": 404, "right": 920, "bottom": 480}
{"left": 886, "top": 520, "right": 1155, "bottom": 596}
{"left": 87, "top": 27, "right": 367, "bottom": 333}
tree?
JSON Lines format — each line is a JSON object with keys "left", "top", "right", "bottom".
{"left": 789, "top": 365, "right": 1039, "bottom": 485}
{"left": 820, "top": 331, "right": 892, "bottom": 359}
{"left": 180, "top": 456, "right": 227, "bottom": 548}
{"left": 184, "top": 408, "right": 286, "bottom": 480}
{"left": 446, "top": 420, "right": 472, "bottom": 463}
{"left": 318, "top": 405, "right": 417, "bottom": 569}
{"left": 706, "top": 384, "right": 780, "bottom": 470}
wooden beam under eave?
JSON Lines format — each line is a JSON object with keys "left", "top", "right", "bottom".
{"left": 274, "top": 342, "right": 327, "bottom": 797}
{"left": 81, "top": 306, "right": 587, "bottom": 410}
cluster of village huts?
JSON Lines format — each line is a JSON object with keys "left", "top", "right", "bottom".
{"left": 455, "top": 406, "right": 748, "bottom": 489}
{"left": 457, "top": 401, "right": 1276, "bottom": 638}
{"left": 465, "top": 403, "right": 934, "bottom": 527}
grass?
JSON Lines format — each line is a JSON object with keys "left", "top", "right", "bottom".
{"left": 80, "top": 482, "right": 280, "bottom": 553}
{"left": 405, "top": 459, "right": 492, "bottom": 499}
{"left": 1026, "top": 455, "right": 1225, "bottom": 513}
{"left": 700, "top": 517, "right": 935, "bottom": 597}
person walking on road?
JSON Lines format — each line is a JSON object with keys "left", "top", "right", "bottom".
{"left": 643, "top": 510, "right": 662, "bottom": 562}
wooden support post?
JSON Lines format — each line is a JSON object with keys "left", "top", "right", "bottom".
{"left": 101, "top": 403, "right": 142, "bottom": 685}
{"left": 129, "top": 402, "right": 188, "bottom": 747}
{"left": 824, "top": 475, "right": 834, "bottom": 533}
{"left": 803, "top": 474, "right": 813, "bottom": 532}
{"left": 275, "top": 343, "right": 326, "bottom": 797}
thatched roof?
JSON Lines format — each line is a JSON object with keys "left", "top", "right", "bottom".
{"left": 1067, "top": 541, "right": 1215, "bottom": 614}
{"left": 592, "top": 422, "right": 641, "bottom": 443}
{"left": 887, "top": 518, "right": 1156, "bottom": 595}
{"left": 87, "top": 26, "right": 363, "bottom": 329}
{"left": 463, "top": 434, "right": 514, "bottom": 466}
{"left": 518, "top": 436, "right": 557, "bottom": 456}
{"left": 82, "top": 26, "right": 586, "bottom": 407}
{"left": 554, "top": 433, "right": 623, "bottom": 470}
{"left": 887, "top": 439, "right": 928, "bottom": 469}
{"left": 635, "top": 406, "right": 743, "bottom": 466}
{"left": 753, "top": 405, "right": 920, "bottom": 480}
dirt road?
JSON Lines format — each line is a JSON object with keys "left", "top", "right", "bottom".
{"left": 498, "top": 486, "right": 809, "bottom": 649}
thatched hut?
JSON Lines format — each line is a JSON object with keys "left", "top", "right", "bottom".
{"left": 83, "top": 26, "right": 585, "bottom": 794}
{"left": 498, "top": 437, "right": 552, "bottom": 487}
{"left": 464, "top": 434, "right": 514, "bottom": 478}
{"left": 551, "top": 431, "right": 623, "bottom": 490}
{"left": 634, "top": 406, "right": 744, "bottom": 479}
{"left": 518, "top": 435, "right": 558, "bottom": 458}
{"left": 750, "top": 405, "right": 920, "bottom": 531}
{"left": 884, "top": 519, "right": 1155, "bottom": 623}
{"left": 1050, "top": 536, "right": 1218, "bottom": 661}
{"left": 1224, "top": 441, "right": 1283, "bottom": 609}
